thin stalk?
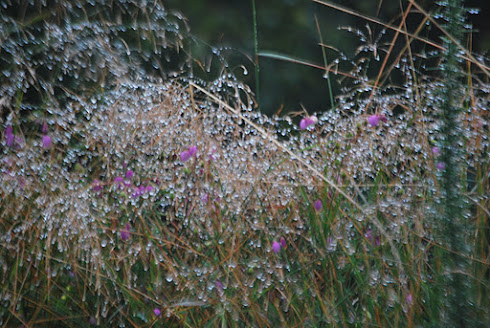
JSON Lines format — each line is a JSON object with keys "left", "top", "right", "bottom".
{"left": 251, "top": 0, "right": 260, "bottom": 106}
{"left": 314, "top": 14, "right": 334, "bottom": 110}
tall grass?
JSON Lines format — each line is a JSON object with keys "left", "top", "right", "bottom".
{"left": 1, "top": 0, "right": 488, "bottom": 327}
{"left": 251, "top": 0, "right": 260, "bottom": 106}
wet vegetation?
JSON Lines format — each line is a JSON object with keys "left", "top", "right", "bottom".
{"left": 1, "top": 0, "right": 489, "bottom": 327}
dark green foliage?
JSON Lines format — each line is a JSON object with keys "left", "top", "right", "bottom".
{"left": 435, "top": 0, "right": 481, "bottom": 326}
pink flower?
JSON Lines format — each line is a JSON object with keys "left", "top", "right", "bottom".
{"left": 272, "top": 241, "right": 281, "bottom": 253}
{"left": 368, "top": 114, "right": 387, "bottom": 127}
{"left": 4, "top": 125, "right": 24, "bottom": 149}
{"left": 314, "top": 199, "right": 323, "bottom": 211}
{"left": 92, "top": 179, "right": 104, "bottom": 192}
{"left": 368, "top": 115, "right": 380, "bottom": 127}
{"left": 42, "top": 122, "right": 48, "bottom": 134}
{"left": 180, "top": 151, "right": 191, "bottom": 162}
{"left": 216, "top": 280, "right": 223, "bottom": 292}
{"left": 365, "top": 229, "right": 381, "bottom": 247}
{"left": 180, "top": 146, "right": 198, "bottom": 162}
{"left": 42, "top": 135, "right": 52, "bottom": 149}
{"left": 131, "top": 185, "right": 146, "bottom": 198}
{"left": 153, "top": 308, "right": 161, "bottom": 316}
{"left": 365, "top": 229, "right": 372, "bottom": 240}
{"left": 299, "top": 116, "right": 318, "bottom": 130}
{"left": 120, "top": 223, "right": 130, "bottom": 240}
{"left": 5, "top": 125, "right": 14, "bottom": 147}
{"left": 188, "top": 145, "right": 198, "bottom": 157}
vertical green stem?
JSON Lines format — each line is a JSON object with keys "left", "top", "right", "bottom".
{"left": 251, "top": 0, "right": 260, "bottom": 106}
{"left": 437, "top": 1, "right": 474, "bottom": 326}
{"left": 314, "top": 14, "right": 334, "bottom": 110}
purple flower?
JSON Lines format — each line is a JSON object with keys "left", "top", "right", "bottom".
{"left": 180, "top": 150, "right": 191, "bottom": 162}
{"left": 153, "top": 308, "right": 161, "bottom": 316}
{"left": 89, "top": 317, "right": 96, "bottom": 325}
{"left": 130, "top": 185, "right": 147, "bottom": 198}
{"left": 125, "top": 170, "right": 134, "bottom": 179}
{"left": 432, "top": 146, "right": 440, "bottom": 154}
{"left": 120, "top": 223, "right": 130, "bottom": 240}
{"left": 437, "top": 162, "right": 445, "bottom": 171}
{"left": 201, "top": 193, "right": 209, "bottom": 204}
{"left": 42, "top": 135, "right": 52, "bottom": 149}
{"left": 365, "top": 229, "right": 380, "bottom": 247}
{"left": 92, "top": 179, "right": 104, "bottom": 192}
{"left": 407, "top": 293, "right": 413, "bottom": 305}
{"left": 180, "top": 146, "right": 198, "bottom": 162}
{"left": 131, "top": 188, "right": 141, "bottom": 198}
{"left": 5, "top": 125, "right": 14, "bottom": 147}
{"left": 188, "top": 145, "right": 198, "bottom": 157}
{"left": 42, "top": 122, "right": 48, "bottom": 134}
{"left": 114, "top": 176, "right": 123, "bottom": 185}
{"left": 368, "top": 115, "right": 380, "bottom": 127}
{"left": 314, "top": 199, "right": 323, "bottom": 211}
{"left": 299, "top": 116, "right": 318, "bottom": 130}
{"left": 280, "top": 237, "right": 286, "bottom": 248}
{"left": 272, "top": 241, "right": 281, "bottom": 253}
{"left": 368, "top": 114, "right": 387, "bottom": 127}
{"left": 299, "top": 118, "right": 308, "bottom": 130}
{"left": 215, "top": 280, "right": 223, "bottom": 292}
{"left": 365, "top": 229, "right": 372, "bottom": 240}
{"left": 146, "top": 185, "right": 154, "bottom": 193}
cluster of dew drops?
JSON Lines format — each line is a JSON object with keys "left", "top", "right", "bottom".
{"left": 2, "top": 72, "right": 488, "bottom": 316}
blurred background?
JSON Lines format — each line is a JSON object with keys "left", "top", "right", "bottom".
{"left": 164, "top": 0, "right": 490, "bottom": 115}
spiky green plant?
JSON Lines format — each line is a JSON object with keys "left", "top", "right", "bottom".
{"left": 435, "top": 1, "right": 477, "bottom": 326}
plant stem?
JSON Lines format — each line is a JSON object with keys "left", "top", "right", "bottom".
{"left": 438, "top": 1, "right": 474, "bottom": 326}
{"left": 251, "top": 0, "right": 260, "bottom": 106}
{"left": 314, "top": 14, "right": 334, "bottom": 110}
